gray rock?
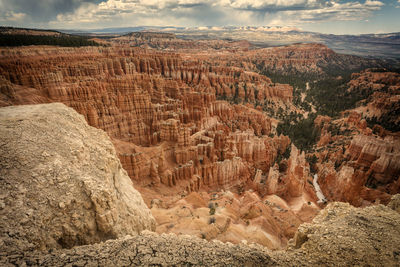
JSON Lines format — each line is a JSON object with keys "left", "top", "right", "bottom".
{"left": 0, "top": 103, "right": 155, "bottom": 254}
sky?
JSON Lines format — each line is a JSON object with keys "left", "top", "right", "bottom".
{"left": 0, "top": 0, "right": 399, "bottom": 34}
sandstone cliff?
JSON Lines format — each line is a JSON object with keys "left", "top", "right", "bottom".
{"left": 1, "top": 43, "right": 398, "bottom": 250}
{"left": 0, "top": 103, "right": 155, "bottom": 253}
{"left": 314, "top": 117, "right": 400, "bottom": 206}
{"left": 0, "top": 46, "right": 291, "bottom": 192}
{"left": 112, "top": 32, "right": 253, "bottom": 51}
{"left": 310, "top": 69, "right": 400, "bottom": 206}
{"left": 349, "top": 69, "right": 400, "bottom": 131}
{"left": 202, "top": 43, "right": 380, "bottom": 76}
{"left": 0, "top": 45, "right": 310, "bottom": 248}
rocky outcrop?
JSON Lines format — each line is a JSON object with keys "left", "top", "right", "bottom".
{"left": 2, "top": 199, "right": 400, "bottom": 266}
{"left": 0, "top": 103, "right": 155, "bottom": 253}
{"left": 278, "top": 201, "right": 400, "bottom": 266}
{"left": 261, "top": 145, "right": 317, "bottom": 203}
{"left": 348, "top": 134, "right": 400, "bottom": 185}
{"left": 349, "top": 69, "right": 400, "bottom": 131}
{"left": 209, "top": 43, "right": 378, "bottom": 76}
{"left": 2, "top": 231, "right": 275, "bottom": 266}
{"left": 316, "top": 132, "right": 400, "bottom": 206}
{"left": 112, "top": 32, "right": 253, "bottom": 51}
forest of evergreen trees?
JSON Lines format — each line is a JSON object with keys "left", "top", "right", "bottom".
{"left": 277, "top": 113, "right": 320, "bottom": 152}
{"left": 0, "top": 34, "right": 100, "bottom": 47}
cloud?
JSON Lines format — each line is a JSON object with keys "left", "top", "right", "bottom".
{"left": 364, "top": 0, "right": 384, "bottom": 6}
{"left": 49, "top": 0, "right": 384, "bottom": 28}
{"left": 0, "top": 10, "right": 26, "bottom": 22}
{"left": 0, "top": 0, "right": 385, "bottom": 29}
{"left": 222, "top": 0, "right": 331, "bottom": 11}
{"left": 278, "top": 0, "right": 384, "bottom": 23}
{"left": 0, "top": 0, "right": 103, "bottom": 25}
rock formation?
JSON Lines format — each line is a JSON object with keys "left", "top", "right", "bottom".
{"left": 308, "top": 69, "right": 400, "bottom": 207}
{"left": 0, "top": 103, "right": 155, "bottom": 253}
{"left": 111, "top": 32, "right": 253, "bottom": 51}
{"left": 277, "top": 200, "right": 400, "bottom": 266}
{"left": 348, "top": 134, "right": 400, "bottom": 184}
{"left": 314, "top": 115, "right": 400, "bottom": 206}
{"left": 0, "top": 39, "right": 398, "bottom": 251}
{"left": 202, "top": 43, "right": 381, "bottom": 77}
{"left": 349, "top": 69, "right": 400, "bottom": 131}
{"left": 0, "top": 102, "right": 399, "bottom": 267}
{"left": 2, "top": 198, "right": 399, "bottom": 266}
{"left": 0, "top": 46, "right": 292, "bottom": 195}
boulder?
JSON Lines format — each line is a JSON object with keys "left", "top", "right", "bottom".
{"left": 0, "top": 103, "right": 155, "bottom": 253}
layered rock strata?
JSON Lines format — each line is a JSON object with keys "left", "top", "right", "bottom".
{"left": 314, "top": 118, "right": 400, "bottom": 206}
{"left": 0, "top": 46, "right": 293, "bottom": 194}
{"left": 350, "top": 69, "right": 400, "bottom": 130}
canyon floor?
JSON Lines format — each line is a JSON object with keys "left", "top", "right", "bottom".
{"left": 0, "top": 28, "right": 399, "bottom": 265}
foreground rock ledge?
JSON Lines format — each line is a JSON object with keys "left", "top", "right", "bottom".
{"left": 2, "top": 200, "right": 400, "bottom": 267}
{"left": 0, "top": 103, "right": 155, "bottom": 253}
{"left": 1, "top": 103, "right": 399, "bottom": 266}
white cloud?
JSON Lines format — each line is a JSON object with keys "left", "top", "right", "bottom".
{"left": 225, "top": 0, "right": 325, "bottom": 10}
{"left": 0, "top": 10, "right": 26, "bottom": 23}
{"left": 279, "top": 0, "right": 384, "bottom": 23}
{"left": 47, "top": 0, "right": 385, "bottom": 29}
{"left": 365, "top": 0, "right": 384, "bottom": 6}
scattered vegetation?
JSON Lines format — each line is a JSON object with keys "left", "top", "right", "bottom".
{"left": 208, "top": 217, "right": 216, "bottom": 224}
{"left": 276, "top": 145, "right": 291, "bottom": 166}
{"left": 257, "top": 65, "right": 376, "bottom": 119}
{"left": 366, "top": 111, "right": 400, "bottom": 132}
{"left": 208, "top": 202, "right": 216, "bottom": 215}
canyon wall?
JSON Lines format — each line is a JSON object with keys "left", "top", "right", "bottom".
{"left": 312, "top": 78, "right": 400, "bottom": 206}
{"left": 0, "top": 46, "right": 293, "bottom": 194}
{"left": 349, "top": 69, "right": 400, "bottom": 131}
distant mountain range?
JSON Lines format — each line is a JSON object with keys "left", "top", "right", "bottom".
{"left": 60, "top": 26, "right": 400, "bottom": 59}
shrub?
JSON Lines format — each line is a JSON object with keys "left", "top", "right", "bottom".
{"left": 209, "top": 206, "right": 216, "bottom": 215}
{"left": 208, "top": 217, "right": 216, "bottom": 224}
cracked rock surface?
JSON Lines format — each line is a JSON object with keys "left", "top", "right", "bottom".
{"left": 3, "top": 199, "right": 400, "bottom": 267}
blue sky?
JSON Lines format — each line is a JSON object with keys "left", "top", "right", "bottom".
{"left": 0, "top": 0, "right": 399, "bottom": 34}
